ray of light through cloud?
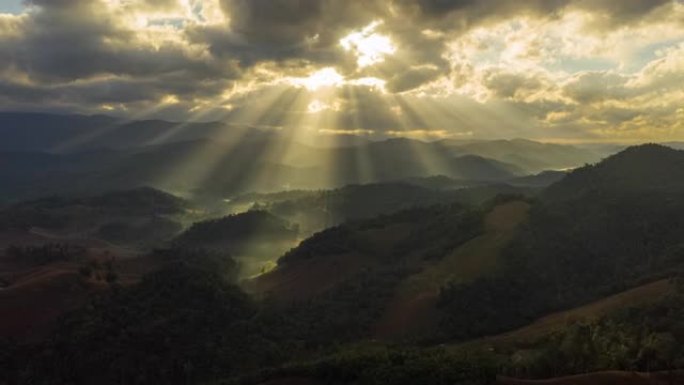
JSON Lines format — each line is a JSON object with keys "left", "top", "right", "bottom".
{"left": 1, "top": 0, "right": 684, "bottom": 197}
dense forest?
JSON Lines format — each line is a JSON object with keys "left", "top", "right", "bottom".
{"left": 175, "top": 210, "right": 299, "bottom": 246}
{"left": 2, "top": 145, "right": 684, "bottom": 384}
{"left": 437, "top": 145, "right": 684, "bottom": 341}
{"left": 505, "top": 283, "right": 684, "bottom": 378}
{"left": 2, "top": 0, "right": 684, "bottom": 379}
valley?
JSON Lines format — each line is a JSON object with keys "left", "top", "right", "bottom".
{"left": 3, "top": 1, "right": 684, "bottom": 383}
{"left": 1, "top": 119, "right": 684, "bottom": 384}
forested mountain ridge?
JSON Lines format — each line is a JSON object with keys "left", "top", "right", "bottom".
{"left": 438, "top": 138, "right": 600, "bottom": 173}
{"left": 544, "top": 144, "right": 684, "bottom": 201}
{"left": 0, "top": 187, "right": 187, "bottom": 243}
{"left": 239, "top": 182, "right": 537, "bottom": 236}
{"left": 438, "top": 144, "right": 684, "bottom": 340}
{"left": 0, "top": 140, "right": 523, "bottom": 202}
{"left": 3, "top": 145, "right": 684, "bottom": 385}
{"left": 0, "top": 113, "right": 605, "bottom": 203}
{"left": 175, "top": 210, "right": 298, "bottom": 246}
{"left": 173, "top": 211, "right": 300, "bottom": 277}
{"left": 248, "top": 201, "right": 485, "bottom": 302}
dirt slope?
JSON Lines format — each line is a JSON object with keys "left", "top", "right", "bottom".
{"left": 466, "top": 279, "right": 673, "bottom": 348}
{"left": 498, "top": 370, "right": 684, "bottom": 385}
{"left": 246, "top": 223, "right": 413, "bottom": 301}
{"left": 375, "top": 200, "right": 530, "bottom": 339}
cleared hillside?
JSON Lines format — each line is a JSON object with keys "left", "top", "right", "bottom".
{"left": 458, "top": 279, "right": 674, "bottom": 349}
{"left": 376, "top": 200, "right": 530, "bottom": 338}
{"left": 498, "top": 371, "right": 684, "bottom": 385}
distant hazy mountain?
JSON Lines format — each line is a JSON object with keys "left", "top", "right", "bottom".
{"left": 507, "top": 170, "right": 567, "bottom": 188}
{"left": 0, "top": 112, "right": 616, "bottom": 201}
{"left": 437, "top": 138, "right": 601, "bottom": 172}
{"left": 0, "top": 140, "right": 526, "bottom": 202}
{"left": 0, "top": 112, "right": 237, "bottom": 152}
{"left": 2, "top": 112, "right": 602, "bottom": 165}
{"left": 660, "top": 141, "right": 684, "bottom": 150}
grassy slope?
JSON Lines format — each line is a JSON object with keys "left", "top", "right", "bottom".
{"left": 497, "top": 370, "right": 684, "bottom": 385}
{"left": 0, "top": 264, "right": 97, "bottom": 340}
{"left": 245, "top": 223, "right": 414, "bottom": 301}
{"left": 458, "top": 279, "right": 673, "bottom": 350}
{"left": 245, "top": 370, "right": 684, "bottom": 385}
{"left": 256, "top": 378, "right": 322, "bottom": 385}
{"left": 247, "top": 281, "right": 677, "bottom": 385}
{"left": 0, "top": 232, "right": 163, "bottom": 340}
{"left": 375, "top": 201, "right": 530, "bottom": 339}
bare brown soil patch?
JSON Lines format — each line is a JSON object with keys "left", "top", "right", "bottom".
{"left": 375, "top": 201, "right": 530, "bottom": 339}
{"left": 246, "top": 252, "right": 368, "bottom": 301}
{"left": 470, "top": 279, "right": 673, "bottom": 347}
{"left": 497, "top": 370, "right": 684, "bottom": 385}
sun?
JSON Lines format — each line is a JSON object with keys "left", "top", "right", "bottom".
{"left": 290, "top": 67, "right": 345, "bottom": 91}
{"left": 340, "top": 21, "right": 396, "bottom": 68}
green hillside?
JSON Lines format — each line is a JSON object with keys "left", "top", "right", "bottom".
{"left": 4, "top": 145, "right": 684, "bottom": 385}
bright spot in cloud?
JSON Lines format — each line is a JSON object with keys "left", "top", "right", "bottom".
{"left": 348, "top": 76, "right": 386, "bottom": 90}
{"left": 386, "top": 129, "right": 458, "bottom": 139}
{"left": 291, "top": 67, "right": 345, "bottom": 91}
{"left": 340, "top": 21, "right": 396, "bottom": 68}
{"left": 306, "top": 99, "right": 341, "bottom": 114}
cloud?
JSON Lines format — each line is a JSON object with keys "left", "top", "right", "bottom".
{"left": 483, "top": 70, "right": 552, "bottom": 100}
{"left": 395, "top": 0, "right": 673, "bottom": 29}
{"left": 194, "top": 0, "right": 386, "bottom": 65}
{"left": 562, "top": 72, "right": 631, "bottom": 103}
{"left": 0, "top": 0, "right": 682, "bottom": 141}
{"left": 386, "top": 65, "right": 443, "bottom": 93}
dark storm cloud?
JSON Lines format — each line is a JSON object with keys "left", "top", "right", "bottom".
{"left": 394, "top": 0, "right": 671, "bottom": 27}
{"left": 0, "top": 72, "right": 233, "bottom": 106}
{"left": 12, "top": 0, "right": 231, "bottom": 82}
{"left": 395, "top": 0, "right": 568, "bottom": 24}
{"left": 191, "top": 0, "right": 387, "bottom": 67}
{"left": 0, "top": 0, "right": 242, "bottom": 115}
{"left": 574, "top": 0, "right": 673, "bottom": 24}
{"left": 223, "top": 0, "right": 327, "bottom": 45}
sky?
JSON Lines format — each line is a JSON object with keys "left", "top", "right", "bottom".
{"left": 0, "top": 0, "right": 684, "bottom": 143}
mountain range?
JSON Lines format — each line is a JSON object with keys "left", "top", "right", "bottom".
{"left": 0, "top": 112, "right": 602, "bottom": 202}
{"left": 2, "top": 114, "right": 684, "bottom": 384}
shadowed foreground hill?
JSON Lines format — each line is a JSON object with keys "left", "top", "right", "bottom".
{"left": 0, "top": 188, "right": 191, "bottom": 340}
{"left": 544, "top": 144, "right": 684, "bottom": 201}
{"left": 175, "top": 210, "right": 298, "bottom": 247}
{"left": 174, "top": 211, "right": 300, "bottom": 277}
{"left": 438, "top": 144, "right": 684, "bottom": 340}
{"left": 0, "top": 187, "right": 186, "bottom": 245}
{"left": 240, "top": 182, "right": 535, "bottom": 236}
{"left": 249, "top": 201, "right": 484, "bottom": 302}
{"left": 375, "top": 200, "right": 530, "bottom": 339}
{"left": 497, "top": 371, "right": 684, "bottom": 385}
{"left": 4, "top": 145, "right": 684, "bottom": 385}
